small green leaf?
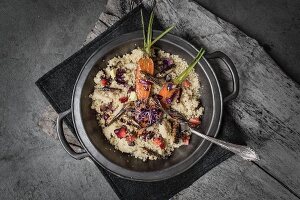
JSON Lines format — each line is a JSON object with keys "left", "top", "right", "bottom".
{"left": 151, "top": 25, "right": 175, "bottom": 46}
{"left": 147, "top": 11, "right": 154, "bottom": 49}
{"left": 141, "top": 10, "right": 146, "bottom": 49}
{"left": 141, "top": 10, "right": 175, "bottom": 56}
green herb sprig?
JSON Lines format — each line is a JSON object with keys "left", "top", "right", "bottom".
{"left": 141, "top": 10, "right": 175, "bottom": 55}
{"left": 173, "top": 48, "right": 205, "bottom": 85}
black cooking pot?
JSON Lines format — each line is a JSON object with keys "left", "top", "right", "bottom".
{"left": 56, "top": 31, "right": 239, "bottom": 182}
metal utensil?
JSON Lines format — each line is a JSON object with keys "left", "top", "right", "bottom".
{"left": 158, "top": 102, "right": 258, "bottom": 161}
{"left": 180, "top": 122, "right": 259, "bottom": 161}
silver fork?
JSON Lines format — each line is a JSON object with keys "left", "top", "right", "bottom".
{"left": 167, "top": 109, "right": 259, "bottom": 161}
{"left": 180, "top": 122, "right": 259, "bottom": 161}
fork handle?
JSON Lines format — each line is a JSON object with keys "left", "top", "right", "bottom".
{"left": 190, "top": 128, "right": 259, "bottom": 161}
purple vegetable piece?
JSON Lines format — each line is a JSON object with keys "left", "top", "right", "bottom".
{"left": 165, "top": 90, "right": 178, "bottom": 104}
{"left": 135, "top": 106, "right": 162, "bottom": 126}
{"left": 167, "top": 83, "right": 173, "bottom": 91}
{"left": 160, "top": 58, "right": 175, "bottom": 72}
{"left": 139, "top": 79, "right": 153, "bottom": 85}
{"left": 163, "top": 58, "right": 173, "bottom": 66}
{"left": 103, "top": 113, "right": 109, "bottom": 120}
{"left": 115, "top": 68, "right": 126, "bottom": 84}
{"left": 166, "top": 98, "right": 172, "bottom": 104}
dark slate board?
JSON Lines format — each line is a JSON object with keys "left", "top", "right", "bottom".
{"left": 36, "top": 5, "right": 244, "bottom": 200}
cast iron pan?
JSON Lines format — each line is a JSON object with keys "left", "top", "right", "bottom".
{"left": 56, "top": 31, "right": 239, "bottom": 182}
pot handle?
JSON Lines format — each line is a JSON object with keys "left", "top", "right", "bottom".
{"left": 56, "top": 109, "right": 89, "bottom": 160}
{"left": 206, "top": 51, "right": 239, "bottom": 102}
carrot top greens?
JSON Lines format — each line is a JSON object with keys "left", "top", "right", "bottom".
{"left": 173, "top": 48, "right": 205, "bottom": 85}
{"left": 141, "top": 10, "right": 174, "bottom": 55}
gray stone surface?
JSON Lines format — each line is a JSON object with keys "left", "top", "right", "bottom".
{"left": 0, "top": 0, "right": 118, "bottom": 199}
{"left": 172, "top": 156, "right": 299, "bottom": 200}
{"left": 195, "top": 0, "right": 300, "bottom": 84}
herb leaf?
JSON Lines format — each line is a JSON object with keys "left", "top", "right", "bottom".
{"left": 141, "top": 10, "right": 146, "bottom": 48}
{"left": 147, "top": 11, "right": 154, "bottom": 48}
{"left": 151, "top": 25, "right": 175, "bottom": 46}
{"left": 142, "top": 11, "right": 175, "bottom": 55}
{"left": 173, "top": 48, "right": 205, "bottom": 85}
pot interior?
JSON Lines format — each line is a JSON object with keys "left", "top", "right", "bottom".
{"left": 75, "top": 32, "right": 222, "bottom": 179}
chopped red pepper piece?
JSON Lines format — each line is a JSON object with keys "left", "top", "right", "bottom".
{"left": 114, "top": 126, "right": 127, "bottom": 138}
{"left": 101, "top": 79, "right": 108, "bottom": 87}
{"left": 119, "top": 96, "right": 128, "bottom": 103}
{"left": 189, "top": 117, "right": 201, "bottom": 127}
{"left": 182, "top": 80, "right": 192, "bottom": 88}
{"left": 153, "top": 137, "right": 165, "bottom": 149}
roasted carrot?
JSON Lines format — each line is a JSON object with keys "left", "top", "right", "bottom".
{"left": 158, "top": 83, "right": 177, "bottom": 105}
{"left": 136, "top": 11, "right": 174, "bottom": 101}
{"left": 159, "top": 48, "right": 205, "bottom": 105}
{"left": 136, "top": 57, "right": 154, "bottom": 100}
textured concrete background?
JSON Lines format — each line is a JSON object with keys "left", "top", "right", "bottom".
{"left": 0, "top": 0, "right": 299, "bottom": 199}
{"left": 195, "top": 0, "right": 300, "bottom": 83}
{"left": 0, "top": 0, "right": 118, "bottom": 199}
